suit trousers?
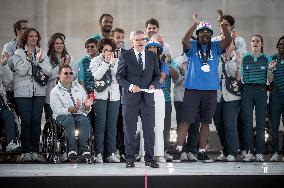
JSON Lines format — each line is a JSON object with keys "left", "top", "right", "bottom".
{"left": 123, "top": 99, "right": 155, "bottom": 162}
{"left": 137, "top": 89, "right": 165, "bottom": 157}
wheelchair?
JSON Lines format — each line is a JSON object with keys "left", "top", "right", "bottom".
{"left": 42, "top": 118, "right": 95, "bottom": 164}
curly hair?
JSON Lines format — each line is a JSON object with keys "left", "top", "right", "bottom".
{"left": 47, "top": 34, "right": 69, "bottom": 66}
{"left": 97, "top": 38, "right": 116, "bottom": 53}
{"left": 276, "top": 36, "right": 284, "bottom": 49}
{"left": 18, "top": 28, "right": 41, "bottom": 49}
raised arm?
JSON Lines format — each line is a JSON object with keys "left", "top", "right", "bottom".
{"left": 182, "top": 13, "right": 200, "bottom": 52}
{"left": 218, "top": 10, "right": 232, "bottom": 51}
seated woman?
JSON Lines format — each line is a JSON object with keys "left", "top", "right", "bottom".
{"left": 50, "top": 65, "right": 94, "bottom": 160}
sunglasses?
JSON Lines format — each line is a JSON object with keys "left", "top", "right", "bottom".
{"left": 63, "top": 71, "right": 73, "bottom": 75}
{"left": 86, "top": 45, "right": 96, "bottom": 49}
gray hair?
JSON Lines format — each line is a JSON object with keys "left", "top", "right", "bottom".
{"left": 129, "top": 30, "right": 145, "bottom": 41}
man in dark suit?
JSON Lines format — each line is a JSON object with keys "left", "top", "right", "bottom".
{"left": 111, "top": 28, "right": 127, "bottom": 160}
{"left": 116, "top": 30, "right": 160, "bottom": 168}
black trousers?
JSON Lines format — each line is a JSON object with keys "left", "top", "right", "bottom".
{"left": 122, "top": 100, "right": 155, "bottom": 162}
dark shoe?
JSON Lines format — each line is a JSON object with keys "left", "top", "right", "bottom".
{"left": 197, "top": 151, "right": 213, "bottom": 163}
{"left": 78, "top": 151, "right": 91, "bottom": 163}
{"left": 172, "top": 150, "right": 182, "bottom": 163}
{"left": 145, "top": 160, "right": 159, "bottom": 168}
{"left": 126, "top": 161, "right": 135, "bottom": 168}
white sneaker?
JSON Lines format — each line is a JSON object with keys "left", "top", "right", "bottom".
{"left": 108, "top": 153, "right": 120, "bottom": 163}
{"left": 82, "top": 151, "right": 91, "bottom": 156}
{"left": 270, "top": 153, "right": 279, "bottom": 162}
{"left": 139, "top": 157, "right": 145, "bottom": 162}
{"left": 157, "top": 156, "right": 166, "bottom": 163}
{"left": 243, "top": 151, "right": 255, "bottom": 162}
{"left": 68, "top": 151, "right": 77, "bottom": 157}
{"left": 6, "top": 142, "right": 21, "bottom": 152}
{"left": 96, "top": 153, "right": 103, "bottom": 163}
{"left": 31, "top": 152, "right": 45, "bottom": 162}
{"left": 21, "top": 153, "right": 32, "bottom": 162}
{"left": 256, "top": 154, "right": 264, "bottom": 162}
{"left": 115, "top": 150, "right": 121, "bottom": 161}
{"left": 164, "top": 151, "right": 172, "bottom": 161}
{"left": 187, "top": 152, "right": 198, "bottom": 161}
{"left": 241, "top": 150, "right": 246, "bottom": 159}
{"left": 215, "top": 153, "right": 226, "bottom": 161}
{"left": 225, "top": 155, "right": 236, "bottom": 162}
{"left": 180, "top": 152, "right": 188, "bottom": 161}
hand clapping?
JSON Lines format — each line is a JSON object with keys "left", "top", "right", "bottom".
{"left": 0, "top": 52, "right": 9, "bottom": 65}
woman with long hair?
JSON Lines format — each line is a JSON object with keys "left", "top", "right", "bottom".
{"left": 44, "top": 33, "right": 74, "bottom": 121}
{"left": 236, "top": 35, "right": 272, "bottom": 162}
{"left": 13, "top": 28, "right": 52, "bottom": 162}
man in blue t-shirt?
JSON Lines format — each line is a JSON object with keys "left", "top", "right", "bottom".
{"left": 172, "top": 10, "right": 232, "bottom": 163}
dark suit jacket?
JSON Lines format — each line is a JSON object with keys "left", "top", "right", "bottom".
{"left": 116, "top": 48, "right": 160, "bottom": 105}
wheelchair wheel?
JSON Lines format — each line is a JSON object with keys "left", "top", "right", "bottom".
{"left": 42, "top": 119, "right": 62, "bottom": 163}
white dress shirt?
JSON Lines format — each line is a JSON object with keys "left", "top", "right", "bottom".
{"left": 134, "top": 49, "right": 145, "bottom": 70}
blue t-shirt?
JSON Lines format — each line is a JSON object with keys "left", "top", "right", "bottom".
{"left": 184, "top": 40, "right": 222, "bottom": 90}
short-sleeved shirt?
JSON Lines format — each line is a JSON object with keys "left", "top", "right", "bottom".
{"left": 241, "top": 52, "right": 271, "bottom": 85}
{"left": 271, "top": 54, "right": 284, "bottom": 95}
{"left": 184, "top": 40, "right": 222, "bottom": 90}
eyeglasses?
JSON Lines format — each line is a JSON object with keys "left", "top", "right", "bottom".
{"left": 86, "top": 45, "right": 96, "bottom": 49}
{"left": 63, "top": 72, "right": 73, "bottom": 76}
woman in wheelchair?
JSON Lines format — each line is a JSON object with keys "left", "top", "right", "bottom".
{"left": 50, "top": 65, "right": 94, "bottom": 160}
{"left": 1, "top": 54, "right": 21, "bottom": 153}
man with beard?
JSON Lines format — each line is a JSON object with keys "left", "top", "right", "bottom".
{"left": 91, "top": 13, "right": 113, "bottom": 41}
{"left": 172, "top": 10, "right": 232, "bottom": 163}
{"left": 110, "top": 28, "right": 127, "bottom": 161}
{"left": 145, "top": 18, "right": 171, "bottom": 55}
{"left": 1, "top": 19, "right": 30, "bottom": 117}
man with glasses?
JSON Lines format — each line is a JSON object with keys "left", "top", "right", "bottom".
{"left": 78, "top": 38, "right": 98, "bottom": 94}
{"left": 116, "top": 30, "right": 160, "bottom": 168}
{"left": 1, "top": 19, "right": 30, "bottom": 116}
{"left": 50, "top": 65, "right": 94, "bottom": 160}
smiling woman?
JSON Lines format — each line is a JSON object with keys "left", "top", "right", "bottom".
{"left": 13, "top": 27, "right": 52, "bottom": 162}
{"left": 268, "top": 36, "right": 284, "bottom": 162}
